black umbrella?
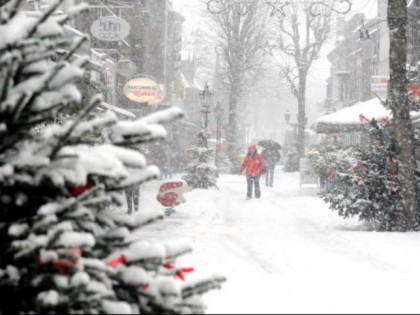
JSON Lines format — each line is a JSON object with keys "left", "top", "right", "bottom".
{"left": 258, "top": 139, "right": 282, "bottom": 150}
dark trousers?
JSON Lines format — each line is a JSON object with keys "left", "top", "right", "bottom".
{"left": 265, "top": 165, "right": 276, "bottom": 187}
{"left": 247, "top": 175, "right": 261, "bottom": 198}
{"left": 125, "top": 185, "right": 140, "bottom": 214}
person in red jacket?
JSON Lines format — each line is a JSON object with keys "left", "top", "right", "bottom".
{"left": 239, "top": 144, "right": 266, "bottom": 199}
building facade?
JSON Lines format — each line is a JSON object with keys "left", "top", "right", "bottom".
{"left": 322, "top": 13, "right": 380, "bottom": 116}
{"left": 322, "top": 0, "right": 420, "bottom": 118}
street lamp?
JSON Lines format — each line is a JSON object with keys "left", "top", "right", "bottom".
{"left": 198, "top": 83, "right": 215, "bottom": 148}
{"left": 213, "top": 101, "right": 224, "bottom": 166}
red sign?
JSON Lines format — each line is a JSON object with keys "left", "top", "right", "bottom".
{"left": 408, "top": 83, "right": 420, "bottom": 105}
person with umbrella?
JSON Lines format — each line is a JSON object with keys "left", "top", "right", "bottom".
{"left": 239, "top": 144, "right": 266, "bottom": 199}
{"left": 259, "top": 140, "right": 282, "bottom": 187}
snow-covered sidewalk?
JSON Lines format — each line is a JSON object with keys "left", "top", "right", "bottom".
{"left": 135, "top": 170, "right": 420, "bottom": 314}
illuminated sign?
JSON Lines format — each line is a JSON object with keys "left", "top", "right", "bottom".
{"left": 123, "top": 77, "right": 165, "bottom": 105}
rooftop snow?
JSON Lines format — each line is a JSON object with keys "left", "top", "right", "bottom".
{"left": 316, "top": 98, "right": 390, "bottom": 133}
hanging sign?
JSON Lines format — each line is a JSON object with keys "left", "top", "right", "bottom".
{"left": 370, "top": 76, "right": 388, "bottom": 93}
{"left": 90, "top": 16, "right": 130, "bottom": 42}
{"left": 123, "top": 77, "right": 166, "bottom": 105}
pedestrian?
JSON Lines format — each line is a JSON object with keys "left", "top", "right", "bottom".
{"left": 125, "top": 184, "right": 140, "bottom": 214}
{"left": 239, "top": 144, "right": 265, "bottom": 199}
{"left": 261, "top": 148, "right": 281, "bottom": 187}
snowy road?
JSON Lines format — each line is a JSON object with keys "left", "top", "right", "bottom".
{"left": 136, "top": 170, "right": 420, "bottom": 314}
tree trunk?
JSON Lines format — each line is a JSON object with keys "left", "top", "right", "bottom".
{"left": 228, "top": 90, "right": 239, "bottom": 173}
{"left": 297, "top": 70, "right": 307, "bottom": 158}
{"left": 388, "top": 0, "right": 418, "bottom": 230}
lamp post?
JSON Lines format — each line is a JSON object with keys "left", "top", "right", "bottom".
{"left": 198, "top": 83, "right": 215, "bottom": 148}
{"left": 213, "top": 101, "right": 224, "bottom": 166}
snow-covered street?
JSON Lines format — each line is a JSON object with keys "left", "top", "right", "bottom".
{"left": 137, "top": 169, "right": 420, "bottom": 314}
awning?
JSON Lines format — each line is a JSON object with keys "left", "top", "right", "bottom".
{"left": 315, "top": 98, "right": 390, "bottom": 134}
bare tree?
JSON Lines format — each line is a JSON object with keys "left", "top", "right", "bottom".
{"left": 387, "top": 0, "right": 418, "bottom": 230}
{"left": 206, "top": 0, "right": 268, "bottom": 172}
{"left": 270, "top": 1, "right": 334, "bottom": 157}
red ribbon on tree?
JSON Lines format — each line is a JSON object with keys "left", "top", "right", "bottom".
{"left": 163, "top": 263, "right": 175, "bottom": 270}
{"left": 36, "top": 248, "right": 82, "bottom": 272}
{"left": 380, "top": 117, "right": 392, "bottom": 126}
{"left": 175, "top": 267, "right": 195, "bottom": 281}
{"left": 359, "top": 114, "right": 370, "bottom": 124}
{"left": 70, "top": 183, "right": 93, "bottom": 197}
{"left": 357, "top": 161, "right": 367, "bottom": 173}
{"left": 106, "top": 255, "right": 127, "bottom": 268}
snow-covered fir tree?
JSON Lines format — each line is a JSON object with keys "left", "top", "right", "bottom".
{"left": 0, "top": 1, "right": 224, "bottom": 313}
{"left": 183, "top": 145, "right": 218, "bottom": 190}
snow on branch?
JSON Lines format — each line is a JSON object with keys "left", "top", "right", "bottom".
{"left": 111, "top": 107, "right": 184, "bottom": 145}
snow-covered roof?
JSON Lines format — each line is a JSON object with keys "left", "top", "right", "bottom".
{"left": 315, "top": 98, "right": 390, "bottom": 134}
{"left": 316, "top": 98, "right": 420, "bottom": 134}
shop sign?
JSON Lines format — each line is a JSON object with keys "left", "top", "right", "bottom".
{"left": 371, "top": 76, "right": 388, "bottom": 93}
{"left": 91, "top": 16, "right": 130, "bottom": 42}
{"left": 123, "top": 77, "right": 166, "bottom": 105}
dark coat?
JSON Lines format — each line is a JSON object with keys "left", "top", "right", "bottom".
{"left": 261, "top": 149, "right": 281, "bottom": 167}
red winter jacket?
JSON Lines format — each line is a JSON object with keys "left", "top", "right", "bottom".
{"left": 240, "top": 153, "right": 265, "bottom": 176}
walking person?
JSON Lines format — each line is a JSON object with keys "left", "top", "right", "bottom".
{"left": 261, "top": 148, "right": 281, "bottom": 187}
{"left": 125, "top": 184, "right": 140, "bottom": 214}
{"left": 239, "top": 144, "right": 265, "bottom": 199}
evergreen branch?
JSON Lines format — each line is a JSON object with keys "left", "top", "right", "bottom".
{"left": 0, "top": 54, "right": 20, "bottom": 104}
{"left": 181, "top": 276, "right": 227, "bottom": 299}
{"left": 16, "top": 61, "right": 66, "bottom": 112}
{"left": 64, "top": 36, "right": 89, "bottom": 61}
{"left": 0, "top": 129, "right": 27, "bottom": 154}
{"left": 5, "top": 62, "right": 67, "bottom": 126}
{"left": 132, "top": 215, "right": 164, "bottom": 231}
{"left": 11, "top": 92, "right": 30, "bottom": 123}
{"left": 106, "top": 173, "right": 160, "bottom": 192}
{"left": 56, "top": 3, "right": 89, "bottom": 26}
{"left": 74, "top": 184, "right": 106, "bottom": 203}
{"left": 25, "top": 98, "right": 71, "bottom": 119}
{"left": 8, "top": 0, "right": 23, "bottom": 20}
{"left": 0, "top": 0, "right": 12, "bottom": 10}
{"left": 24, "top": 51, "right": 57, "bottom": 67}
{"left": 46, "top": 229, "right": 64, "bottom": 249}
{"left": 113, "top": 136, "right": 167, "bottom": 147}
{"left": 80, "top": 196, "right": 112, "bottom": 208}
{"left": 49, "top": 96, "right": 101, "bottom": 159}
{"left": 27, "top": 0, "right": 65, "bottom": 38}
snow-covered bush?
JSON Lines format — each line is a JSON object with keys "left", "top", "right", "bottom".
{"left": 307, "top": 139, "right": 355, "bottom": 189}
{"left": 0, "top": 1, "right": 224, "bottom": 313}
{"left": 316, "top": 123, "right": 409, "bottom": 231}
